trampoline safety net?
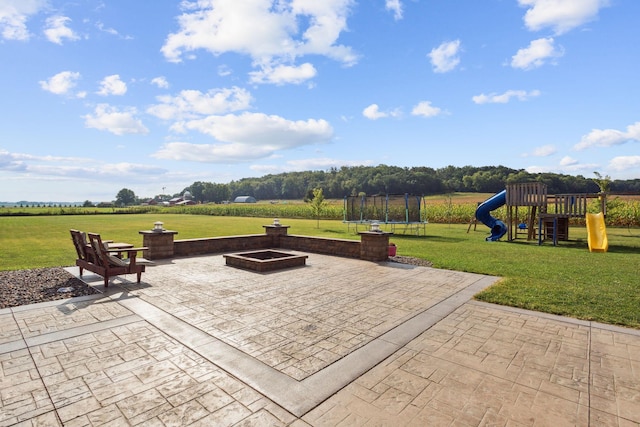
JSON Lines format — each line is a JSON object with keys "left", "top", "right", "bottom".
{"left": 344, "top": 194, "right": 424, "bottom": 223}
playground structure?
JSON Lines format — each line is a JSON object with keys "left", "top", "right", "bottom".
{"left": 344, "top": 194, "right": 427, "bottom": 235}
{"left": 475, "top": 190, "right": 508, "bottom": 241}
{"left": 475, "top": 182, "right": 607, "bottom": 245}
{"left": 586, "top": 212, "right": 609, "bottom": 252}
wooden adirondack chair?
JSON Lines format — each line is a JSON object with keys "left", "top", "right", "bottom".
{"left": 70, "top": 229, "right": 95, "bottom": 275}
{"left": 70, "top": 229, "right": 149, "bottom": 287}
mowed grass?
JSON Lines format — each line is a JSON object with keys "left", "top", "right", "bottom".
{"left": 1, "top": 214, "right": 639, "bottom": 328}
{"left": 0, "top": 214, "right": 356, "bottom": 269}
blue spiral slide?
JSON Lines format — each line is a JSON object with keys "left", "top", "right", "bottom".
{"left": 475, "top": 190, "right": 508, "bottom": 241}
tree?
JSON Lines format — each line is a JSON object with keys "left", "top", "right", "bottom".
{"left": 307, "top": 187, "right": 327, "bottom": 229}
{"left": 203, "top": 183, "right": 230, "bottom": 203}
{"left": 176, "top": 166, "right": 640, "bottom": 204}
{"left": 592, "top": 171, "right": 611, "bottom": 194}
{"left": 189, "top": 181, "right": 206, "bottom": 202}
{"left": 82, "top": 200, "right": 94, "bottom": 207}
{"left": 115, "top": 188, "right": 136, "bottom": 206}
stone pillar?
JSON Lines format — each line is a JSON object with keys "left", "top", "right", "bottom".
{"left": 359, "top": 231, "right": 391, "bottom": 262}
{"left": 264, "top": 224, "right": 289, "bottom": 247}
{"left": 139, "top": 229, "right": 178, "bottom": 260}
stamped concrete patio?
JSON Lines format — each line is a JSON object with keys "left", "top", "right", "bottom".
{"left": 1, "top": 252, "right": 639, "bottom": 426}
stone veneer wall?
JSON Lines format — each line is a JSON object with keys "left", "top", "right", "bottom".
{"left": 279, "top": 235, "right": 361, "bottom": 258}
{"left": 140, "top": 230, "right": 178, "bottom": 260}
{"left": 172, "top": 231, "right": 386, "bottom": 261}
{"left": 173, "top": 234, "right": 272, "bottom": 257}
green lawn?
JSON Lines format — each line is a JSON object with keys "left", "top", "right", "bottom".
{"left": 1, "top": 214, "right": 639, "bottom": 328}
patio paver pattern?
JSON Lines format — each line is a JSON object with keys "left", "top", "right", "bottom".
{"left": 1, "top": 252, "right": 638, "bottom": 426}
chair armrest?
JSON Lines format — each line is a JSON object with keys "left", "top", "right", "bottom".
{"left": 107, "top": 247, "right": 148, "bottom": 261}
{"left": 123, "top": 247, "right": 148, "bottom": 258}
{"left": 107, "top": 247, "right": 147, "bottom": 253}
{"left": 124, "top": 248, "right": 151, "bottom": 266}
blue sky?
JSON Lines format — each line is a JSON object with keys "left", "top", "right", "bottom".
{"left": 1, "top": 0, "right": 639, "bottom": 202}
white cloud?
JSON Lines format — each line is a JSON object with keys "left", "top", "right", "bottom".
{"left": 248, "top": 164, "right": 282, "bottom": 173}
{"left": 95, "top": 21, "right": 118, "bottom": 36}
{"left": 385, "top": 0, "right": 403, "bottom": 20}
{"left": 411, "top": 101, "right": 442, "bottom": 118}
{"left": 609, "top": 156, "right": 640, "bottom": 172}
{"left": 249, "top": 62, "right": 317, "bottom": 85}
{"left": 29, "top": 162, "right": 163, "bottom": 179}
{"left": 286, "top": 157, "right": 371, "bottom": 169}
{"left": 151, "top": 76, "right": 169, "bottom": 89}
{"left": 98, "top": 162, "right": 167, "bottom": 177}
{"left": 363, "top": 104, "right": 385, "bottom": 120}
{"left": 565, "top": 162, "right": 600, "bottom": 172}
{"left": 97, "top": 74, "right": 127, "bottom": 96}
{"left": 184, "top": 112, "right": 332, "bottom": 145}
{"left": 524, "top": 165, "right": 552, "bottom": 174}
{"left": 574, "top": 121, "right": 640, "bottom": 150}
{"left": 523, "top": 144, "right": 557, "bottom": 157}
{"left": 0, "top": 149, "right": 34, "bottom": 171}
{"left": 95, "top": 21, "right": 132, "bottom": 39}
{"left": 559, "top": 156, "right": 578, "bottom": 166}
{"left": 428, "top": 40, "right": 461, "bottom": 73}
{"left": 0, "top": 0, "right": 47, "bottom": 41}
{"left": 161, "top": 0, "right": 357, "bottom": 84}
{"left": 154, "top": 141, "right": 276, "bottom": 162}
{"left": 0, "top": 149, "right": 165, "bottom": 181}
{"left": 147, "top": 87, "right": 252, "bottom": 121}
{"left": 251, "top": 157, "right": 372, "bottom": 173}
{"left": 362, "top": 104, "right": 401, "bottom": 120}
{"left": 511, "top": 37, "right": 563, "bottom": 70}
{"left": 518, "top": 0, "right": 610, "bottom": 35}
{"left": 473, "top": 89, "right": 541, "bottom": 104}
{"left": 153, "top": 112, "right": 333, "bottom": 163}
{"left": 84, "top": 104, "right": 149, "bottom": 135}
{"left": 218, "top": 65, "right": 232, "bottom": 77}
{"left": 39, "top": 71, "right": 81, "bottom": 95}
{"left": 526, "top": 159, "right": 599, "bottom": 175}
{"left": 44, "top": 15, "right": 79, "bottom": 44}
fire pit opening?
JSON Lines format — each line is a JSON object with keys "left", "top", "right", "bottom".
{"left": 223, "top": 250, "right": 308, "bottom": 272}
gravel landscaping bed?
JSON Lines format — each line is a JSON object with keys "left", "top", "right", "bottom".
{"left": 0, "top": 267, "right": 100, "bottom": 309}
{"left": 389, "top": 255, "right": 433, "bottom": 268}
{"left": 0, "top": 256, "right": 431, "bottom": 309}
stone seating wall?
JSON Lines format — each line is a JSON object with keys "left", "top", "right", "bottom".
{"left": 148, "top": 224, "right": 388, "bottom": 262}
{"left": 173, "top": 234, "right": 272, "bottom": 257}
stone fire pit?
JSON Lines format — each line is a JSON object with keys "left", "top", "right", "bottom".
{"left": 223, "top": 250, "right": 308, "bottom": 272}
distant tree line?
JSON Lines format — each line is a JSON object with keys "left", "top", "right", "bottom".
{"left": 172, "top": 165, "right": 640, "bottom": 203}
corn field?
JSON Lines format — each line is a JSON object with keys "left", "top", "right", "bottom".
{"left": 171, "top": 198, "right": 640, "bottom": 227}
{"left": 2, "top": 198, "right": 639, "bottom": 227}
